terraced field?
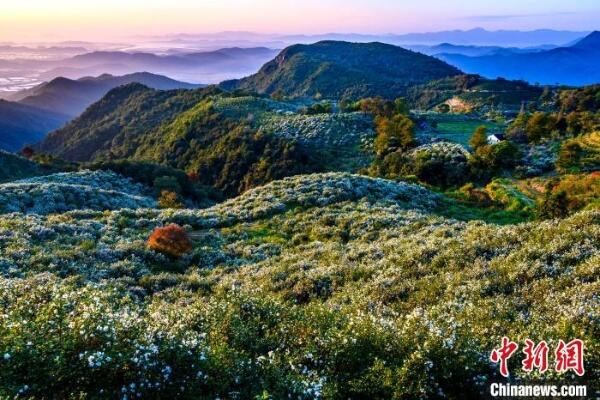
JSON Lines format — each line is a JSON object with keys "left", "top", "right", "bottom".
{"left": 577, "top": 131, "right": 600, "bottom": 170}
{"left": 558, "top": 131, "right": 600, "bottom": 172}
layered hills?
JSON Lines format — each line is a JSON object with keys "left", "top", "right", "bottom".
{"left": 7, "top": 72, "right": 202, "bottom": 117}
{"left": 438, "top": 31, "right": 600, "bottom": 85}
{"left": 0, "top": 73, "right": 204, "bottom": 152}
{"left": 36, "top": 47, "right": 280, "bottom": 84}
{"left": 30, "top": 38, "right": 553, "bottom": 196}
{"left": 34, "top": 85, "right": 325, "bottom": 196}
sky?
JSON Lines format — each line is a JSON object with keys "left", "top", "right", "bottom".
{"left": 1, "top": 0, "right": 599, "bottom": 42}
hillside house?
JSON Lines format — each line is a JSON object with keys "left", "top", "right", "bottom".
{"left": 487, "top": 133, "right": 506, "bottom": 144}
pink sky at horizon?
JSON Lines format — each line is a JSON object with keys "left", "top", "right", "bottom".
{"left": 1, "top": 0, "right": 598, "bottom": 43}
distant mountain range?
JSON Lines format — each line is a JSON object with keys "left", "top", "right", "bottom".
{"left": 437, "top": 31, "right": 600, "bottom": 85}
{"left": 405, "top": 43, "right": 556, "bottom": 57}
{"left": 61, "top": 47, "right": 276, "bottom": 70}
{"left": 29, "top": 47, "right": 278, "bottom": 84}
{"left": 160, "top": 29, "right": 589, "bottom": 47}
{"left": 0, "top": 29, "right": 594, "bottom": 96}
{"left": 0, "top": 44, "right": 88, "bottom": 58}
{"left": 0, "top": 47, "right": 280, "bottom": 95}
{"left": 221, "top": 41, "right": 462, "bottom": 99}
{"left": 279, "top": 28, "right": 588, "bottom": 47}
{"left": 7, "top": 72, "right": 203, "bottom": 117}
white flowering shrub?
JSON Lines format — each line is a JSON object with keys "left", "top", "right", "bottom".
{"left": 0, "top": 172, "right": 597, "bottom": 398}
{"left": 0, "top": 170, "right": 156, "bottom": 214}
{"left": 517, "top": 140, "right": 559, "bottom": 177}
{"left": 259, "top": 112, "right": 374, "bottom": 147}
{"left": 400, "top": 141, "right": 472, "bottom": 186}
{"left": 409, "top": 141, "right": 470, "bottom": 162}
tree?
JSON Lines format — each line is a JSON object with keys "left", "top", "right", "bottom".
{"left": 158, "top": 191, "right": 184, "bottom": 209}
{"left": 394, "top": 97, "right": 409, "bottom": 116}
{"left": 303, "top": 102, "right": 333, "bottom": 115}
{"left": 340, "top": 98, "right": 358, "bottom": 113}
{"left": 187, "top": 171, "right": 200, "bottom": 182}
{"left": 410, "top": 151, "right": 469, "bottom": 187}
{"left": 556, "top": 140, "right": 583, "bottom": 171}
{"left": 437, "top": 103, "right": 450, "bottom": 114}
{"left": 540, "top": 86, "right": 552, "bottom": 103}
{"left": 148, "top": 224, "right": 192, "bottom": 258}
{"left": 525, "top": 112, "right": 554, "bottom": 143}
{"left": 153, "top": 176, "right": 181, "bottom": 196}
{"left": 566, "top": 111, "right": 597, "bottom": 135}
{"left": 489, "top": 141, "right": 521, "bottom": 170}
{"left": 359, "top": 97, "right": 395, "bottom": 118}
{"left": 537, "top": 182, "right": 569, "bottom": 220}
{"left": 469, "top": 141, "right": 521, "bottom": 180}
{"left": 373, "top": 115, "right": 415, "bottom": 156}
{"left": 271, "top": 90, "right": 284, "bottom": 101}
{"left": 469, "top": 125, "right": 488, "bottom": 150}
{"left": 506, "top": 111, "right": 528, "bottom": 142}
{"left": 21, "top": 147, "right": 35, "bottom": 159}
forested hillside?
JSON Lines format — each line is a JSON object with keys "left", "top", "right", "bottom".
{"left": 221, "top": 41, "right": 462, "bottom": 99}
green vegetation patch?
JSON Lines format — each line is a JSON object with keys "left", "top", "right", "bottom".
{"left": 485, "top": 178, "right": 537, "bottom": 212}
{"left": 417, "top": 113, "right": 505, "bottom": 147}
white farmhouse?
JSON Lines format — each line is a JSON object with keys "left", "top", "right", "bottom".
{"left": 487, "top": 133, "right": 506, "bottom": 145}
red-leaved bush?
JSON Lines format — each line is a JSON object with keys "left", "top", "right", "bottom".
{"left": 187, "top": 171, "right": 200, "bottom": 182}
{"left": 148, "top": 224, "right": 192, "bottom": 258}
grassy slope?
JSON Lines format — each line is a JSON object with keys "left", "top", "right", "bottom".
{"left": 0, "top": 170, "right": 156, "bottom": 214}
{"left": 406, "top": 74, "right": 543, "bottom": 111}
{"left": 417, "top": 113, "right": 505, "bottom": 147}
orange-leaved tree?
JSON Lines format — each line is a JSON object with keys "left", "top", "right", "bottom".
{"left": 148, "top": 224, "right": 192, "bottom": 258}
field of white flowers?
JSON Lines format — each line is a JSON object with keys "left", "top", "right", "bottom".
{"left": 0, "top": 170, "right": 597, "bottom": 398}
{"left": 259, "top": 113, "right": 374, "bottom": 148}
{"left": 0, "top": 170, "right": 156, "bottom": 214}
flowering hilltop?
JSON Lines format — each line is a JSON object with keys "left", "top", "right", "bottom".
{"left": 0, "top": 170, "right": 156, "bottom": 214}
